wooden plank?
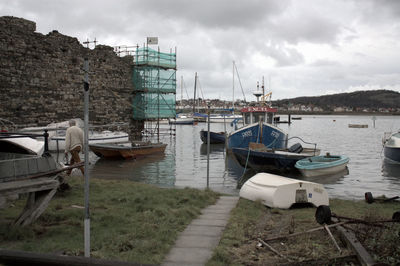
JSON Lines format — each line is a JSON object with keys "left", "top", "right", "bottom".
{"left": 333, "top": 218, "right": 375, "bottom": 266}
{"left": 15, "top": 187, "right": 58, "bottom": 226}
{"left": 263, "top": 221, "right": 348, "bottom": 241}
{"left": 0, "top": 178, "right": 59, "bottom": 196}
{"left": 0, "top": 249, "right": 149, "bottom": 266}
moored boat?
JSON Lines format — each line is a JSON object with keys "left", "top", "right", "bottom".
{"left": 200, "top": 130, "right": 226, "bottom": 144}
{"left": 19, "top": 118, "right": 129, "bottom": 151}
{"left": 49, "top": 130, "right": 129, "bottom": 151}
{"left": 295, "top": 154, "right": 350, "bottom": 177}
{"left": 227, "top": 106, "right": 287, "bottom": 150}
{"left": 348, "top": 124, "right": 368, "bottom": 128}
{"left": 89, "top": 141, "right": 167, "bottom": 159}
{"left": 168, "top": 115, "right": 195, "bottom": 125}
{"left": 239, "top": 172, "right": 329, "bottom": 209}
{"left": 383, "top": 131, "right": 400, "bottom": 163}
{"left": 209, "top": 114, "right": 242, "bottom": 123}
{"left": 232, "top": 142, "right": 320, "bottom": 172}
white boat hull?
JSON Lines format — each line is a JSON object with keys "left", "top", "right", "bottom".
{"left": 49, "top": 131, "right": 129, "bottom": 151}
{"left": 169, "top": 117, "right": 195, "bottom": 125}
{"left": 298, "top": 162, "right": 348, "bottom": 177}
{"left": 0, "top": 136, "right": 44, "bottom": 155}
{"left": 240, "top": 173, "right": 329, "bottom": 209}
{"left": 209, "top": 115, "right": 242, "bottom": 123}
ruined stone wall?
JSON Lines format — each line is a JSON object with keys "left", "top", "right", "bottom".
{"left": 0, "top": 16, "right": 143, "bottom": 137}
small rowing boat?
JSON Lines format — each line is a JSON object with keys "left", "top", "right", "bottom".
{"left": 295, "top": 153, "right": 349, "bottom": 177}
{"left": 89, "top": 141, "right": 167, "bottom": 159}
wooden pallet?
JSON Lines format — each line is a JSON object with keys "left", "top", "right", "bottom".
{"left": 0, "top": 177, "right": 59, "bottom": 226}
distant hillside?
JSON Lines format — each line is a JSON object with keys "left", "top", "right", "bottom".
{"left": 273, "top": 90, "right": 400, "bottom": 110}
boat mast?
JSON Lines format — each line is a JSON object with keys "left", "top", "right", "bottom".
{"left": 193, "top": 72, "right": 197, "bottom": 114}
{"left": 262, "top": 76, "right": 265, "bottom": 105}
{"left": 232, "top": 61, "right": 235, "bottom": 114}
{"left": 180, "top": 76, "right": 183, "bottom": 110}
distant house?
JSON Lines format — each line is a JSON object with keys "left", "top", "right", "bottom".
{"left": 288, "top": 105, "right": 300, "bottom": 111}
{"left": 334, "top": 106, "right": 345, "bottom": 112}
{"left": 312, "top": 106, "right": 324, "bottom": 112}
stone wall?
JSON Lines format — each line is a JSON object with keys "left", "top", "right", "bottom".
{"left": 0, "top": 16, "right": 143, "bottom": 138}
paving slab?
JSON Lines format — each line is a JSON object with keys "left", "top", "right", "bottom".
{"left": 162, "top": 196, "right": 239, "bottom": 266}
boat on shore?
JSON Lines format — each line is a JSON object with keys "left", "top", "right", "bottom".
{"left": 232, "top": 142, "right": 320, "bottom": 172}
{"left": 0, "top": 133, "right": 44, "bottom": 156}
{"left": 89, "top": 141, "right": 167, "bottom": 159}
{"left": 295, "top": 154, "right": 350, "bottom": 177}
{"left": 200, "top": 130, "right": 226, "bottom": 144}
{"left": 239, "top": 172, "right": 329, "bottom": 209}
{"left": 382, "top": 131, "right": 400, "bottom": 163}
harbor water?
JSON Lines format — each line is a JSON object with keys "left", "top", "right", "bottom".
{"left": 84, "top": 115, "right": 400, "bottom": 200}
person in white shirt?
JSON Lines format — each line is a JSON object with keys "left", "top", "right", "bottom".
{"left": 65, "top": 119, "right": 84, "bottom": 175}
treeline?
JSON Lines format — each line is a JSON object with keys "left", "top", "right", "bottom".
{"left": 273, "top": 90, "right": 400, "bottom": 109}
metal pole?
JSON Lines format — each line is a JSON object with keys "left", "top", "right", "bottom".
{"left": 207, "top": 104, "right": 210, "bottom": 189}
{"left": 232, "top": 61, "right": 234, "bottom": 114}
{"left": 83, "top": 58, "right": 90, "bottom": 258}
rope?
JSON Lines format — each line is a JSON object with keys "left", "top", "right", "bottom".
{"left": 237, "top": 124, "right": 262, "bottom": 185}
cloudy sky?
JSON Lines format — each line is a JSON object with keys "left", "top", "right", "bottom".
{"left": 1, "top": 0, "right": 400, "bottom": 101}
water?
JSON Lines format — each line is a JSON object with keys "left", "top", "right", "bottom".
{"left": 86, "top": 115, "right": 400, "bottom": 200}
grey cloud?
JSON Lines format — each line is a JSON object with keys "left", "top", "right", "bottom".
{"left": 131, "top": 0, "right": 290, "bottom": 29}
{"left": 310, "top": 59, "right": 341, "bottom": 67}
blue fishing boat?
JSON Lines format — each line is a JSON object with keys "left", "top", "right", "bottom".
{"left": 295, "top": 154, "right": 349, "bottom": 177}
{"left": 383, "top": 131, "right": 400, "bottom": 163}
{"left": 200, "top": 130, "right": 226, "bottom": 144}
{"left": 232, "top": 142, "right": 320, "bottom": 172}
{"left": 227, "top": 106, "right": 287, "bottom": 150}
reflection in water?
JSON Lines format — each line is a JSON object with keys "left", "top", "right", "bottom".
{"left": 200, "top": 143, "right": 225, "bottom": 155}
{"left": 382, "top": 159, "right": 400, "bottom": 178}
{"left": 84, "top": 116, "right": 400, "bottom": 199}
{"left": 90, "top": 153, "right": 176, "bottom": 187}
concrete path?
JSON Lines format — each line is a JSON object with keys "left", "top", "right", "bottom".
{"left": 162, "top": 196, "right": 239, "bottom": 266}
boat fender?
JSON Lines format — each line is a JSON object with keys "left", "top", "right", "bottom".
{"left": 315, "top": 205, "right": 332, "bottom": 225}
{"left": 288, "top": 143, "right": 303, "bottom": 153}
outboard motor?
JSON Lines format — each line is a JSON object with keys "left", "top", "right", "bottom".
{"left": 288, "top": 143, "right": 303, "bottom": 153}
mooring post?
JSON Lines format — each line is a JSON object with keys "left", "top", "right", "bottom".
{"left": 83, "top": 57, "right": 90, "bottom": 258}
{"left": 42, "top": 130, "right": 50, "bottom": 157}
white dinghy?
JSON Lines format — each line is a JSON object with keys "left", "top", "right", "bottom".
{"left": 239, "top": 172, "right": 329, "bottom": 209}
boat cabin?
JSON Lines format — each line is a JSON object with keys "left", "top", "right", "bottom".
{"left": 240, "top": 106, "right": 277, "bottom": 125}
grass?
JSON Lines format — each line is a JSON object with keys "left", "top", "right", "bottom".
{"left": 0, "top": 175, "right": 220, "bottom": 264}
{"left": 207, "top": 198, "right": 400, "bottom": 265}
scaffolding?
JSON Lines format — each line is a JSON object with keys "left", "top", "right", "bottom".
{"left": 132, "top": 46, "right": 177, "bottom": 138}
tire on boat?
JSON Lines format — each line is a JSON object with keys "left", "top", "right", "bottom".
{"left": 315, "top": 205, "right": 332, "bottom": 225}
{"left": 365, "top": 192, "right": 374, "bottom": 204}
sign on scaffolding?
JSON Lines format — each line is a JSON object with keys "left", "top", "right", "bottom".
{"left": 147, "top": 37, "right": 158, "bottom": 45}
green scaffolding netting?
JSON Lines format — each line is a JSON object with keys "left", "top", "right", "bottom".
{"left": 132, "top": 47, "right": 177, "bottom": 120}
{"left": 134, "top": 47, "right": 176, "bottom": 69}
{"left": 133, "top": 67, "right": 176, "bottom": 93}
{"left": 132, "top": 93, "right": 176, "bottom": 119}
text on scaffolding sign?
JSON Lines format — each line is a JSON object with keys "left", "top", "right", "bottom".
{"left": 147, "top": 37, "right": 158, "bottom": 45}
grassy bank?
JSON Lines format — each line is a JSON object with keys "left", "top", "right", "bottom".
{"left": 208, "top": 198, "right": 400, "bottom": 265}
{"left": 0, "top": 176, "right": 220, "bottom": 264}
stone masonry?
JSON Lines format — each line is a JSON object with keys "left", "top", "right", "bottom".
{"left": 0, "top": 16, "right": 143, "bottom": 137}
